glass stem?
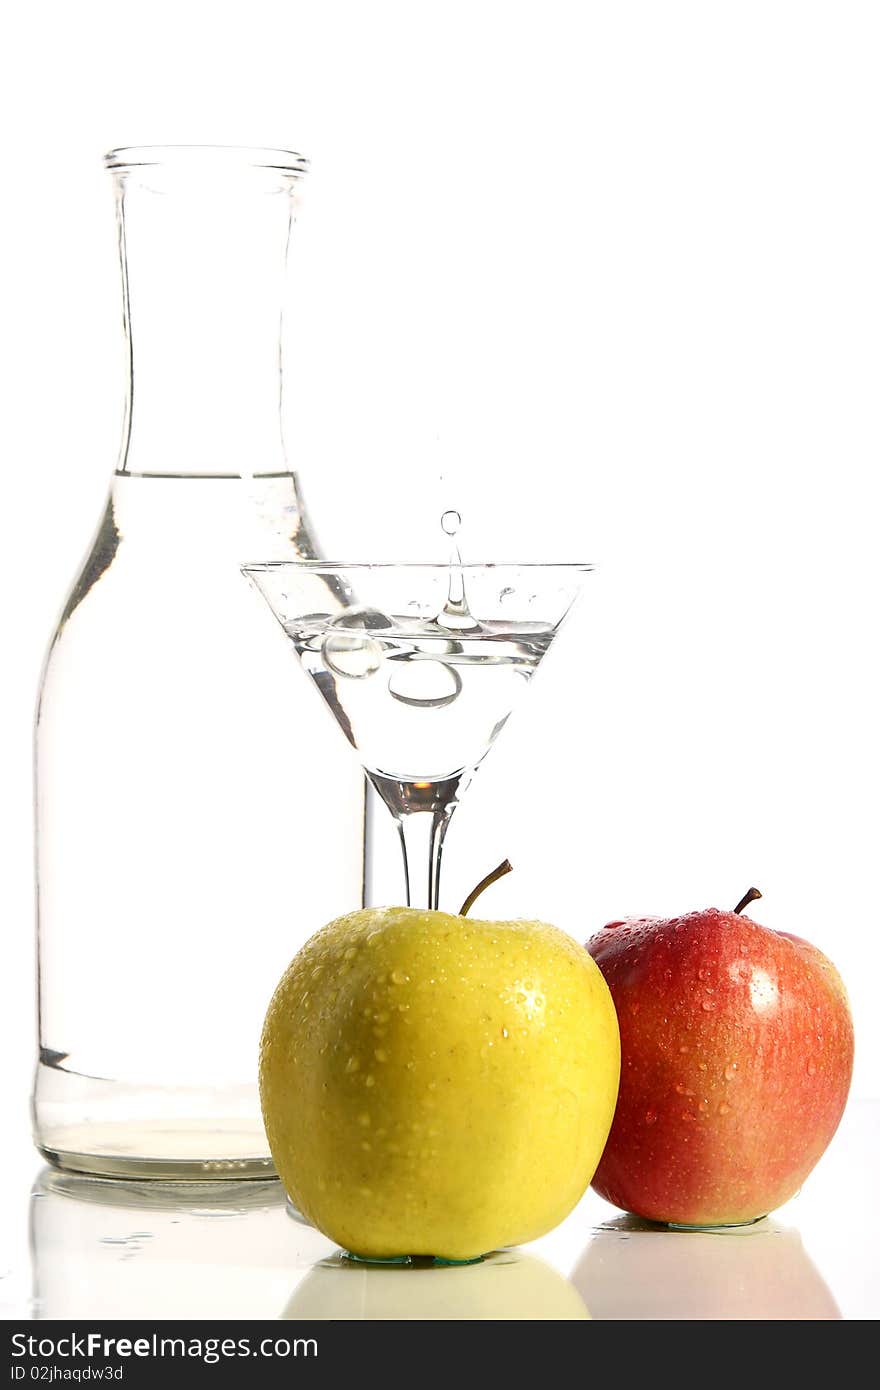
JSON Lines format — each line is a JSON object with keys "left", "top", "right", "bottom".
{"left": 368, "top": 771, "right": 464, "bottom": 912}
{"left": 396, "top": 806, "right": 456, "bottom": 911}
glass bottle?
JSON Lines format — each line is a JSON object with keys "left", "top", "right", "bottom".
{"left": 33, "top": 146, "right": 366, "bottom": 1179}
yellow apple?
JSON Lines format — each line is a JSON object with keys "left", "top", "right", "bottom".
{"left": 259, "top": 904, "right": 620, "bottom": 1261}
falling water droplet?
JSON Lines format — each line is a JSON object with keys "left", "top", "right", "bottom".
{"left": 436, "top": 510, "right": 479, "bottom": 631}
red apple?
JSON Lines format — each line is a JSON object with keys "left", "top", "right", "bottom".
{"left": 586, "top": 890, "right": 854, "bottom": 1227}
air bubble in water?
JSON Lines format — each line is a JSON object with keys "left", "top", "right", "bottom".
{"left": 322, "top": 607, "right": 391, "bottom": 680}
{"left": 388, "top": 660, "right": 462, "bottom": 708}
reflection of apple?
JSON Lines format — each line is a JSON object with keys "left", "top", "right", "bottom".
{"left": 260, "top": 901, "right": 620, "bottom": 1260}
{"left": 587, "top": 892, "right": 854, "bottom": 1226}
{"left": 284, "top": 1250, "right": 590, "bottom": 1320}
{"left": 573, "top": 1215, "right": 840, "bottom": 1320}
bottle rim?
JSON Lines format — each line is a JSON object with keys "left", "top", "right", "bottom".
{"left": 104, "top": 145, "right": 309, "bottom": 175}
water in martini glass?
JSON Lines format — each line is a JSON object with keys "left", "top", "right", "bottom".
{"left": 243, "top": 525, "right": 589, "bottom": 910}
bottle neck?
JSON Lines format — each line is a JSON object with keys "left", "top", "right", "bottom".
{"left": 114, "top": 170, "right": 298, "bottom": 478}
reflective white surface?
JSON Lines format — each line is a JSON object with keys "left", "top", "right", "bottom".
{"left": 1, "top": 1100, "right": 877, "bottom": 1320}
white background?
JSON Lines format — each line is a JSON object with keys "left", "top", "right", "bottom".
{"left": 1, "top": 0, "right": 878, "bottom": 1182}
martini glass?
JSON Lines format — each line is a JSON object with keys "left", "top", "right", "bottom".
{"left": 242, "top": 561, "right": 590, "bottom": 911}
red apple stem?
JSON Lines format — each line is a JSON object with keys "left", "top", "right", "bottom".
{"left": 733, "top": 886, "right": 762, "bottom": 915}
{"left": 459, "top": 859, "right": 514, "bottom": 917}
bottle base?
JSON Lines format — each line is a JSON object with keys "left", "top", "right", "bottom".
{"left": 33, "top": 1059, "right": 276, "bottom": 1180}
{"left": 38, "top": 1140, "right": 277, "bottom": 1182}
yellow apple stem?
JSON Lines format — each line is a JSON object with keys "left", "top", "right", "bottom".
{"left": 733, "top": 886, "right": 762, "bottom": 915}
{"left": 459, "top": 859, "right": 514, "bottom": 916}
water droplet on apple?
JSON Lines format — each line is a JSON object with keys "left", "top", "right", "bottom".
{"left": 644, "top": 1109, "right": 658, "bottom": 1126}
{"left": 390, "top": 969, "right": 409, "bottom": 986}
{"left": 701, "top": 998, "right": 715, "bottom": 1012}
{"left": 719, "top": 1102, "right": 732, "bottom": 1115}
{"left": 808, "top": 1059, "right": 817, "bottom": 1075}
{"left": 679, "top": 1044, "right": 689, "bottom": 1053}
{"left": 724, "top": 1063, "right": 737, "bottom": 1080}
